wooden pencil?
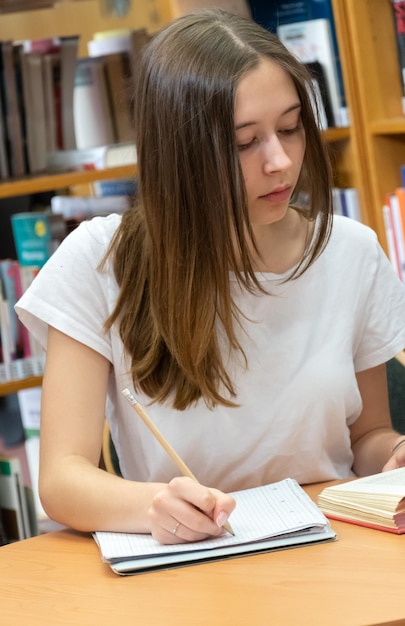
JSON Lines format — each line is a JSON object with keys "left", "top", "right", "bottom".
{"left": 122, "top": 388, "right": 235, "bottom": 536}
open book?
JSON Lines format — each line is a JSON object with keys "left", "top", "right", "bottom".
{"left": 318, "top": 467, "right": 405, "bottom": 534}
{"left": 94, "top": 478, "right": 336, "bottom": 575}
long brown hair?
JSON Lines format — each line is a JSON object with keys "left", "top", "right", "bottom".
{"left": 105, "top": 9, "right": 333, "bottom": 410}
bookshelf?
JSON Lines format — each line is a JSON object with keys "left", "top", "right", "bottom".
{"left": 0, "top": 0, "right": 150, "bottom": 398}
{"left": 332, "top": 0, "right": 405, "bottom": 253}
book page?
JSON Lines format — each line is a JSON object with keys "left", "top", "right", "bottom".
{"left": 95, "top": 478, "right": 328, "bottom": 561}
{"left": 323, "top": 467, "right": 405, "bottom": 495}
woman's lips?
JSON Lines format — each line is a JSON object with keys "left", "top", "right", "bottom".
{"left": 259, "top": 186, "right": 291, "bottom": 203}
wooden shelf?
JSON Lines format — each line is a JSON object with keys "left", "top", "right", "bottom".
{"left": 369, "top": 117, "right": 405, "bottom": 136}
{"left": 0, "top": 376, "right": 43, "bottom": 396}
{"left": 323, "top": 126, "right": 351, "bottom": 143}
{"left": 0, "top": 164, "right": 138, "bottom": 198}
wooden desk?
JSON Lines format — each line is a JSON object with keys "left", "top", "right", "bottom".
{"left": 1, "top": 483, "right": 404, "bottom": 626}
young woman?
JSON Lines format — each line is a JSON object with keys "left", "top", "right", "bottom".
{"left": 16, "top": 9, "right": 405, "bottom": 545}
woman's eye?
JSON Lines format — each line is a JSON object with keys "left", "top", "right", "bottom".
{"left": 279, "top": 125, "right": 302, "bottom": 136}
{"left": 237, "top": 138, "right": 256, "bottom": 151}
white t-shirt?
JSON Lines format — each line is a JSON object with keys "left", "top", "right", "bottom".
{"left": 15, "top": 214, "right": 405, "bottom": 489}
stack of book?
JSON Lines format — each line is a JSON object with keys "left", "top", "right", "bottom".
{"left": 0, "top": 455, "right": 36, "bottom": 544}
{"left": 0, "top": 258, "right": 45, "bottom": 383}
{"left": 332, "top": 187, "right": 361, "bottom": 222}
{"left": 0, "top": 35, "right": 79, "bottom": 178}
{"left": 382, "top": 172, "right": 405, "bottom": 283}
{"left": 0, "top": 26, "right": 148, "bottom": 179}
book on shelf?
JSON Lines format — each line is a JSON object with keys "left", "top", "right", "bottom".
{"left": 304, "top": 60, "right": 333, "bottom": 129}
{"left": 102, "top": 52, "right": 133, "bottom": 144}
{"left": 87, "top": 28, "right": 133, "bottom": 58}
{"left": 383, "top": 199, "right": 401, "bottom": 281}
{"left": 248, "top": 0, "right": 347, "bottom": 125}
{"left": 60, "top": 35, "right": 79, "bottom": 151}
{"left": 390, "top": 190, "right": 405, "bottom": 281}
{"left": 18, "top": 48, "right": 48, "bottom": 173}
{"left": 318, "top": 467, "right": 405, "bottom": 534}
{"left": 277, "top": 17, "right": 346, "bottom": 128}
{"left": 127, "top": 28, "right": 152, "bottom": 83}
{"left": 51, "top": 194, "right": 131, "bottom": 220}
{"left": 341, "top": 188, "right": 361, "bottom": 222}
{"left": 0, "top": 69, "right": 9, "bottom": 179}
{"left": 332, "top": 187, "right": 361, "bottom": 222}
{"left": 0, "top": 260, "right": 21, "bottom": 359}
{"left": 0, "top": 40, "right": 26, "bottom": 177}
{"left": 22, "top": 36, "right": 78, "bottom": 152}
{"left": 11, "top": 212, "right": 66, "bottom": 268}
{"left": 390, "top": 0, "right": 405, "bottom": 115}
{"left": 0, "top": 258, "right": 45, "bottom": 382}
{"left": 87, "top": 28, "right": 150, "bottom": 138}
{"left": 42, "top": 51, "right": 61, "bottom": 152}
{"left": 0, "top": 279, "right": 15, "bottom": 377}
{"left": 93, "top": 177, "right": 137, "bottom": 198}
{"left": 0, "top": 455, "right": 33, "bottom": 542}
{"left": 382, "top": 191, "right": 405, "bottom": 282}
{"left": 73, "top": 57, "right": 115, "bottom": 149}
{"left": 46, "top": 141, "right": 137, "bottom": 172}
{"left": 16, "top": 386, "right": 46, "bottom": 523}
{"left": 94, "top": 478, "right": 336, "bottom": 576}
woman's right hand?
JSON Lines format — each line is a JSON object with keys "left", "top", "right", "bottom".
{"left": 148, "top": 476, "right": 236, "bottom": 544}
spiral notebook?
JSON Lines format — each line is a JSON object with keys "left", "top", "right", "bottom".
{"left": 94, "top": 478, "right": 337, "bottom": 575}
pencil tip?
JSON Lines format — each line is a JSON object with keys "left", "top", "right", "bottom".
{"left": 224, "top": 522, "right": 235, "bottom": 536}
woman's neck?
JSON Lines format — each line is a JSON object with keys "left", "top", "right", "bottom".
{"left": 247, "top": 208, "right": 313, "bottom": 274}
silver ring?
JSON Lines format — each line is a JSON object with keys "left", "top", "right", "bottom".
{"left": 172, "top": 521, "right": 180, "bottom": 535}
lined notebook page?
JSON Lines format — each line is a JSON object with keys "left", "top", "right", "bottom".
{"left": 95, "top": 478, "right": 328, "bottom": 560}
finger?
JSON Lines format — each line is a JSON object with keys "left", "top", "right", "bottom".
{"left": 152, "top": 517, "right": 213, "bottom": 545}
{"left": 210, "top": 488, "right": 237, "bottom": 529}
{"left": 167, "top": 476, "right": 218, "bottom": 516}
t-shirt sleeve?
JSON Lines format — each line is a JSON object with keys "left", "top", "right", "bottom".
{"left": 353, "top": 234, "right": 405, "bottom": 372}
{"left": 15, "top": 215, "right": 120, "bottom": 362}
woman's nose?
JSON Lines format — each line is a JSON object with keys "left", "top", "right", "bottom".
{"left": 263, "top": 136, "right": 292, "bottom": 174}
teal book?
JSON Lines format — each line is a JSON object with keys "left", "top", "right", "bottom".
{"left": 11, "top": 212, "right": 66, "bottom": 267}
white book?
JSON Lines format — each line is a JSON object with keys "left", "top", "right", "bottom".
{"left": 277, "top": 19, "right": 344, "bottom": 128}
{"left": 47, "top": 141, "right": 137, "bottom": 171}
{"left": 17, "top": 387, "right": 46, "bottom": 521}
{"left": 73, "top": 57, "right": 115, "bottom": 149}
{"left": 51, "top": 194, "right": 131, "bottom": 219}
{"left": 88, "top": 31, "right": 132, "bottom": 58}
{"left": 332, "top": 187, "right": 344, "bottom": 216}
{"left": 342, "top": 188, "right": 362, "bottom": 222}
